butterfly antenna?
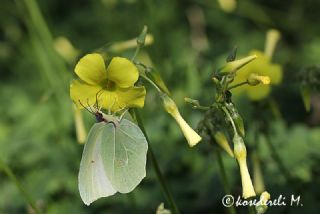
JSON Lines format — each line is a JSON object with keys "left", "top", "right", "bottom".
{"left": 108, "top": 98, "right": 117, "bottom": 115}
{"left": 78, "top": 100, "right": 94, "bottom": 115}
{"left": 86, "top": 98, "right": 95, "bottom": 113}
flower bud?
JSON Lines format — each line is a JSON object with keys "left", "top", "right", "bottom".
{"left": 109, "top": 34, "right": 154, "bottom": 53}
{"left": 137, "top": 25, "right": 148, "bottom": 46}
{"left": 256, "top": 191, "right": 270, "bottom": 214}
{"left": 162, "top": 94, "right": 202, "bottom": 147}
{"left": 184, "top": 97, "right": 200, "bottom": 108}
{"left": 233, "top": 134, "right": 256, "bottom": 199}
{"left": 222, "top": 55, "right": 257, "bottom": 73}
{"left": 301, "top": 85, "right": 311, "bottom": 112}
{"left": 265, "top": 29, "right": 281, "bottom": 59}
{"left": 54, "top": 36, "right": 79, "bottom": 62}
{"left": 156, "top": 203, "right": 171, "bottom": 214}
{"left": 217, "top": 0, "right": 237, "bottom": 13}
{"left": 73, "top": 104, "right": 87, "bottom": 144}
{"left": 214, "top": 132, "right": 234, "bottom": 157}
{"left": 247, "top": 73, "right": 271, "bottom": 86}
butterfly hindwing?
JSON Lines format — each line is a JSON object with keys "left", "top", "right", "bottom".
{"left": 101, "top": 118, "right": 148, "bottom": 193}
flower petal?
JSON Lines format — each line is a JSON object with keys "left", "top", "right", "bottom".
{"left": 106, "top": 57, "right": 139, "bottom": 88}
{"left": 247, "top": 85, "right": 270, "bottom": 100}
{"left": 99, "top": 86, "right": 146, "bottom": 112}
{"left": 75, "top": 54, "right": 107, "bottom": 85}
{"left": 70, "top": 80, "right": 103, "bottom": 109}
{"left": 267, "top": 64, "right": 282, "bottom": 85}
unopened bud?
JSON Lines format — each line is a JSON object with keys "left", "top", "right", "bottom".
{"left": 233, "top": 134, "right": 256, "bottom": 199}
{"left": 137, "top": 25, "right": 148, "bottom": 46}
{"left": 265, "top": 29, "right": 281, "bottom": 59}
{"left": 222, "top": 55, "right": 257, "bottom": 73}
{"left": 73, "top": 104, "right": 87, "bottom": 144}
{"left": 217, "top": 0, "right": 237, "bottom": 13}
{"left": 256, "top": 191, "right": 270, "bottom": 214}
{"left": 162, "top": 94, "right": 202, "bottom": 147}
{"left": 184, "top": 97, "right": 201, "bottom": 109}
{"left": 214, "top": 132, "right": 234, "bottom": 157}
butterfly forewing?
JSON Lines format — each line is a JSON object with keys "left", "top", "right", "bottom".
{"left": 101, "top": 118, "right": 148, "bottom": 193}
{"left": 78, "top": 122, "right": 117, "bottom": 205}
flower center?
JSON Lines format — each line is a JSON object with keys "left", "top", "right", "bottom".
{"left": 105, "top": 80, "right": 116, "bottom": 91}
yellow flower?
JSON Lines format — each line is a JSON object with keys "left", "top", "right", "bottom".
{"left": 70, "top": 53, "right": 146, "bottom": 112}
{"left": 231, "top": 50, "right": 282, "bottom": 100}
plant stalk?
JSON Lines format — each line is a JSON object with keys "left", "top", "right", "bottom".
{"left": 0, "top": 159, "right": 41, "bottom": 214}
{"left": 216, "top": 149, "right": 237, "bottom": 214}
{"left": 132, "top": 109, "right": 180, "bottom": 214}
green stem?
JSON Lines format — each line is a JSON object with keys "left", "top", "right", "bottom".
{"left": 221, "top": 106, "right": 238, "bottom": 136}
{"left": 141, "top": 74, "right": 162, "bottom": 93}
{"left": 216, "top": 149, "right": 237, "bottom": 214}
{"left": 0, "top": 159, "right": 41, "bottom": 214}
{"left": 132, "top": 109, "right": 180, "bottom": 214}
{"left": 264, "top": 136, "right": 292, "bottom": 182}
{"left": 131, "top": 46, "right": 141, "bottom": 61}
{"left": 248, "top": 205, "right": 256, "bottom": 214}
{"left": 227, "top": 81, "right": 248, "bottom": 90}
{"left": 127, "top": 192, "right": 138, "bottom": 214}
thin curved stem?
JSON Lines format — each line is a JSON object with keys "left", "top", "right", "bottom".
{"left": 221, "top": 106, "right": 238, "bottom": 135}
{"left": 132, "top": 109, "right": 180, "bottom": 214}
{"left": 216, "top": 149, "right": 237, "bottom": 214}
{"left": 227, "top": 81, "right": 248, "bottom": 90}
{"left": 0, "top": 159, "right": 41, "bottom": 214}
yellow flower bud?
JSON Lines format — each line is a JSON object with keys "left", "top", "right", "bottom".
{"left": 247, "top": 73, "right": 271, "bottom": 86}
{"left": 222, "top": 55, "right": 257, "bottom": 73}
{"left": 73, "top": 104, "right": 87, "bottom": 144}
{"left": 265, "top": 29, "right": 281, "bottom": 59}
{"left": 217, "top": 0, "right": 237, "bottom": 13}
{"left": 260, "top": 191, "right": 270, "bottom": 204}
{"left": 156, "top": 203, "right": 171, "bottom": 214}
{"left": 54, "top": 36, "right": 79, "bottom": 62}
{"left": 162, "top": 94, "right": 202, "bottom": 147}
{"left": 109, "top": 34, "right": 154, "bottom": 53}
{"left": 256, "top": 191, "right": 270, "bottom": 214}
{"left": 233, "top": 134, "right": 256, "bottom": 199}
{"left": 214, "top": 132, "right": 234, "bottom": 157}
{"left": 301, "top": 86, "right": 311, "bottom": 112}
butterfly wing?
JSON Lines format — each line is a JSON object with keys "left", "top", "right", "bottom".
{"left": 78, "top": 122, "right": 117, "bottom": 205}
{"left": 102, "top": 118, "right": 148, "bottom": 193}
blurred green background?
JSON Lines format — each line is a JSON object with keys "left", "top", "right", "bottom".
{"left": 1, "top": 0, "right": 320, "bottom": 213}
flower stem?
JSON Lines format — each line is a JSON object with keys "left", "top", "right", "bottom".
{"left": 131, "top": 46, "right": 141, "bottom": 61}
{"left": 132, "top": 109, "right": 180, "bottom": 214}
{"left": 227, "top": 81, "right": 248, "bottom": 90}
{"left": 221, "top": 106, "right": 238, "bottom": 135}
{"left": 216, "top": 149, "right": 237, "bottom": 214}
{"left": 0, "top": 158, "right": 41, "bottom": 214}
{"left": 264, "top": 136, "right": 292, "bottom": 183}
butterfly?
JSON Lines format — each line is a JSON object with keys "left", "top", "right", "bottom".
{"left": 77, "top": 100, "right": 148, "bottom": 205}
